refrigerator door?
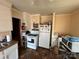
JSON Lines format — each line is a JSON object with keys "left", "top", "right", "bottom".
{"left": 39, "top": 32, "right": 50, "bottom": 48}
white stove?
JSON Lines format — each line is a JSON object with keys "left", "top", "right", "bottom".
{"left": 26, "top": 30, "right": 39, "bottom": 49}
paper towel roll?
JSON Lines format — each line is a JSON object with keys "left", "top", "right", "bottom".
{"left": 6, "top": 35, "right": 11, "bottom": 42}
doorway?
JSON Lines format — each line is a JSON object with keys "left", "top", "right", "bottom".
{"left": 12, "top": 17, "right": 21, "bottom": 47}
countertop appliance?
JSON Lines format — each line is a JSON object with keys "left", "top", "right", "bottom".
{"left": 6, "top": 35, "right": 11, "bottom": 42}
{"left": 39, "top": 24, "right": 51, "bottom": 49}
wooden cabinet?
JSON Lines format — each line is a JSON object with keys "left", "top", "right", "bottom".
{"left": 40, "top": 16, "right": 51, "bottom": 23}
{"left": 0, "top": 43, "right": 18, "bottom": 59}
{"left": 0, "top": 0, "right": 12, "bottom": 32}
{"left": 30, "top": 14, "right": 40, "bottom": 29}
{"left": 31, "top": 14, "right": 40, "bottom": 23}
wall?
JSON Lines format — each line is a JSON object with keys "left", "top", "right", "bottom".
{"left": 0, "top": 0, "right": 12, "bottom": 39}
{"left": 11, "top": 8, "right": 23, "bottom": 20}
{"left": 70, "top": 10, "right": 79, "bottom": 36}
{"left": 0, "top": 0, "right": 11, "bottom": 8}
{"left": 22, "top": 12, "right": 31, "bottom": 30}
{"left": 53, "top": 11, "right": 79, "bottom": 37}
{"left": 54, "top": 14, "right": 72, "bottom": 34}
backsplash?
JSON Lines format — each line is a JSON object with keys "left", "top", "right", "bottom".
{"left": 0, "top": 31, "right": 11, "bottom": 40}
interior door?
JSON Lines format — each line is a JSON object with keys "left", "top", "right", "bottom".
{"left": 12, "top": 17, "right": 21, "bottom": 46}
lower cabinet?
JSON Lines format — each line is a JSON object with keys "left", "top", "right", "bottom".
{"left": 0, "top": 51, "right": 4, "bottom": 59}
{"left": 0, "top": 43, "right": 18, "bottom": 59}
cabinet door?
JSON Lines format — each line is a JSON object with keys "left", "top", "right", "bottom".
{"left": 7, "top": 49, "right": 18, "bottom": 59}
{"left": 5, "top": 44, "right": 18, "bottom": 59}
{"left": 0, "top": 4, "right": 12, "bottom": 32}
{"left": 41, "top": 16, "right": 51, "bottom": 23}
{"left": 30, "top": 14, "right": 40, "bottom": 29}
{"left": 0, "top": 51, "right": 4, "bottom": 59}
{"left": 9, "top": 44, "right": 18, "bottom": 59}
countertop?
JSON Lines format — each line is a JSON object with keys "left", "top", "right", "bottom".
{"left": 0, "top": 40, "right": 18, "bottom": 52}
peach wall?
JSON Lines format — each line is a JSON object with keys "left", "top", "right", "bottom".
{"left": 70, "top": 10, "right": 79, "bottom": 36}
{"left": 54, "top": 14, "right": 71, "bottom": 34}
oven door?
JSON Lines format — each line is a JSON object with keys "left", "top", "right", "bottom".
{"left": 27, "top": 36, "right": 34, "bottom": 44}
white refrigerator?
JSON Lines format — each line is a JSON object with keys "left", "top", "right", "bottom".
{"left": 39, "top": 24, "right": 51, "bottom": 49}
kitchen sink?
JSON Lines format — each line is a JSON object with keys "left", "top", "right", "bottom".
{"left": 3, "top": 43, "right": 9, "bottom": 46}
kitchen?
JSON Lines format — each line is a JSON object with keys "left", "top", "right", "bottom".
{"left": 0, "top": 0, "right": 79, "bottom": 59}
{"left": 0, "top": 1, "right": 56, "bottom": 58}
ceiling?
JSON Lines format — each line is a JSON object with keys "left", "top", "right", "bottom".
{"left": 12, "top": 0, "right": 79, "bottom": 15}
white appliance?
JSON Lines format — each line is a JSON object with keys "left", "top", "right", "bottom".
{"left": 39, "top": 24, "right": 51, "bottom": 49}
{"left": 26, "top": 30, "right": 39, "bottom": 49}
{"left": 6, "top": 35, "right": 11, "bottom": 42}
{"left": 27, "top": 34, "right": 38, "bottom": 49}
{"left": 71, "top": 42, "right": 79, "bottom": 53}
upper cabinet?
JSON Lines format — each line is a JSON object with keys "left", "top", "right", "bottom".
{"left": 0, "top": 0, "right": 12, "bottom": 32}
{"left": 30, "top": 14, "right": 40, "bottom": 24}
{"left": 30, "top": 14, "right": 52, "bottom": 29}
{"left": 30, "top": 14, "right": 40, "bottom": 29}
{"left": 40, "top": 16, "right": 51, "bottom": 24}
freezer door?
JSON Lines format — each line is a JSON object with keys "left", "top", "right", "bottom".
{"left": 39, "top": 25, "right": 51, "bottom": 32}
